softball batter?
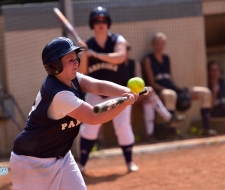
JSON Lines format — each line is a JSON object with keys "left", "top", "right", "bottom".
{"left": 10, "top": 37, "right": 137, "bottom": 190}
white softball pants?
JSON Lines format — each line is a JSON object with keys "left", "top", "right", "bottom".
{"left": 161, "top": 86, "right": 212, "bottom": 110}
{"left": 80, "top": 93, "right": 135, "bottom": 146}
{"left": 10, "top": 151, "right": 86, "bottom": 190}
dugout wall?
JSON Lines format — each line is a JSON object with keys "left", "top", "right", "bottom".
{"left": 0, "top": 0, "right": 224, "bottom": 156}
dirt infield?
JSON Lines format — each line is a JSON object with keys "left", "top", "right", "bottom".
{"left": 1, "top": 142, "right": 225, "bottom": 190}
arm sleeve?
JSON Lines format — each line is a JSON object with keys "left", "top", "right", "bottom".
{"left": 166, "top": 55, "right": 171, "bottom": 74}
{"left": 76, "top": 72, "right": 83, "bottom": 83}
{"left": 47, "top": 91, "right": 84, "bottom": 120}
{"left": 116, "top": 35, "right": 126, "bottom": 44}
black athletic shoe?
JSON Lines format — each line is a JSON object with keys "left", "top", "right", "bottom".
{"left": 168, "top": 114, "right": 186, "bottom": 128}
{"left": 202, "top": 129, "right": 217, "bottom": 137}
{"left": 148, "top": 135, "right": 158, "bottom": 144}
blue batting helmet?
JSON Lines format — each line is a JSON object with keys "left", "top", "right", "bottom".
{"left": 42, "top": 37, "right": 84, "bottom": 75}
{"left": 89, "top": 6, "right": 112, "bottom": 29}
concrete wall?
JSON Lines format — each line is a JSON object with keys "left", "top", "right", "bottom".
{"left": 204, "top": 0, "right": 225, "bottom": 78}
{"left": 203, "top": 0, "right": 225, "bottom": 15}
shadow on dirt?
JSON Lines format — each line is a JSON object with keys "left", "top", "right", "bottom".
{"left": 0, "top": 182, "right": 12, "bottom": 190}
{"left": 83, "top": 172, "right": 128, "bottom": 185}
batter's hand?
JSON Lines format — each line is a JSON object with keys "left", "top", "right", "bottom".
{"left": 78, "top": 41, "right": 88, "bottom": 49}
{"left": 122, "top": 92, "right": 139, "bottom": 106}
{"left": 86, "top": 49, "right": 98, "bottom": 58}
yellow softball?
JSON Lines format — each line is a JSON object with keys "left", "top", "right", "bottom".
{"left": 127, "top": 77, "right": 145, "bottom": 93}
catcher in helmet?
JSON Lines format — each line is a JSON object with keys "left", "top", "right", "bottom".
{"left": 10, "top": 37, "right": 138, "bottom": 190}
{"left": 142, "top": 32, "right": 217, "bottom": 137}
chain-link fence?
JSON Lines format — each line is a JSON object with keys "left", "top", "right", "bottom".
{"left": 0, "top": 0, "right": 224, "bottom": 156}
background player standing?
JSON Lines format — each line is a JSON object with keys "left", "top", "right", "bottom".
{"left": 10, "top": 37, "right": 137, "bottom": 190}
{"left": 142, "top": 32, "right": 217, "bottom": 137}
{"left": 78, "top": 6, "right": 139, "bottom": 172}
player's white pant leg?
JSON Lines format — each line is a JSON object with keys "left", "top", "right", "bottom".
{"left": 143, "top": 103, "right": 155, "bottom": 136}
{"left": 59, "top": 151, "right": 86, "bottom": 190}
{"left": 148, "top": 92, "right": 171, "bottom": 121}
{"left": 80, "top": 93, "right": 104, "bottom": 140}
{"left": 10, "top": 151, "right": 86, "bottom": 190}
{"left": 112, "top": 105, "right": 135, "bottom": 146}
{"left": 190, "top": 86, "right": 212, "bottom": 108}
{"left": 80, "top": 123, "right": 102, "bottom": 140}
{"left": 161, "top": 89, "right": 177, "bottom": 110}
{"left": 10, "top": 152, "right": 61, "bottom": 190}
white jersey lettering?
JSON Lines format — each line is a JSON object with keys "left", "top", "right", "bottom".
{"left": 155, "top": 73, "right": 171, "bottom": 80}
{"left": 29, "top": 91, "right": 42, "bottom": 116}
{"left": 61, "top": 120, "right": 81, "bottom": 130}
{"left": 68, "top": 120, "right": 75, "bottom": 128}
{"left": 88, "top": 63, "right": 118, "bottom": 73}
{"left": 61, "top": 123, "right": 67, "bottom": 130}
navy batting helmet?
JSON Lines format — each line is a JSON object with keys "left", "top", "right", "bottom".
{"left": 89, "top": 6, "right": 111, "bottom": 29}
{"left": 176, "top": 88, "right": 192, "bottom": 112}
{"left": 42, "top": 37, "right": 84, "bottom": 75}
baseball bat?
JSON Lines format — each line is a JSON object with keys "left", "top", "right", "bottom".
{"left": 93, "top": 87, "right": 149, "bottom": 114}
{"left": 53, "top": 7, "right": 86, "bottom": 46}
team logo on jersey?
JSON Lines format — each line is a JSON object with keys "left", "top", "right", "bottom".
{"left": 61, "top": 120, "right": 81, "bottom": 130}
{"left": 215, "top": 97, "right": 225, "bottom": 106}
{"left": 88, "top": 62, "right": 118, "bottom": 73}
{"left": 155, "top": 73, "right": 171, "bottom": 80}
{"left": 0, "top": 166, "right": 8, "bottom": 176}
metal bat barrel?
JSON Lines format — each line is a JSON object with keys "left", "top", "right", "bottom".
{"left": 93, "top": 87, "right": 149, "bottom": 114}
{"left": 93, "top": 97, "right": 128, "bottom": 114}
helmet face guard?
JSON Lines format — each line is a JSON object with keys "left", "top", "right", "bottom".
{"left": 89, "top": 6, "right": 112, "bottom": 29}
{"left": 42, "top": 37, "right": 84, "bottom": 75}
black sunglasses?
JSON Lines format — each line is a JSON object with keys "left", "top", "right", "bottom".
{"left": 93, "top": 19, "right": 108, "bottom": 24}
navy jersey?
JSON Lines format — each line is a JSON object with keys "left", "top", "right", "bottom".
{"left": 127, "top": 59, "right": 135, "bottom": 79}
{"left": 209, "top": 78, "right": 225, "bottom": 117}
{"left": 13, "top": 75, "right": 84, "bottom": 158}
{"left": 145, "top": 53, "right": 181, "bottom": 93}
{"left": 86, "top": 33, "right": 128, "bottom": 86}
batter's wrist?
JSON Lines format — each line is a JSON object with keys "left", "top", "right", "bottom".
{"left": 95, "top": 52, "right": 99, "bottom": 59}
{"left": 125, "top": 87, "right": 131, "bottom": 93}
